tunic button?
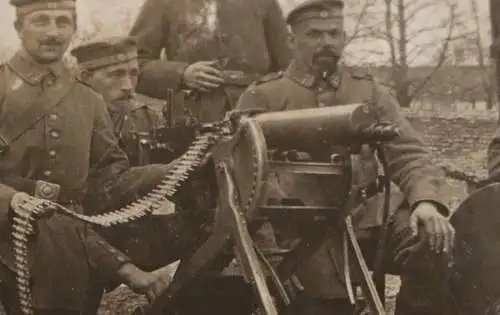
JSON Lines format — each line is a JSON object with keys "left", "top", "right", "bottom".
{"left": 48, "top": 150, "right": 56, "bottom": 158}
{"left": 49, "top": 113, "right": 58, "bottom": 120}
{"left": 43, "top": 170, "right": 52, "bottom": 177}
{"left": 49, "top": 130, "right": 59, "bottom": 139}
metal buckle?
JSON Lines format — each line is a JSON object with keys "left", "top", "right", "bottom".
{"left": 34, "top": 180, "right": 61, "bottom": 201}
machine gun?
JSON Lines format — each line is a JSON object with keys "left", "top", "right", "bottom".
{"left": 142, "top": 103, "right": 400, "bottom": 315}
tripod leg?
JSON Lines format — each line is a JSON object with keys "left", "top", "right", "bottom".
{"left": 221, "top": 162, "right": 279, "bottom": 315}
{"left": 345, "top": 216, "right": 386, "bottom": 315}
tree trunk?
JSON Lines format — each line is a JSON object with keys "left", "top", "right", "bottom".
{"left": 490, "top": 0, "right": 500, "bottom": 120}
{"left": 396, "top": 0, "right": 411, "bottom": 107}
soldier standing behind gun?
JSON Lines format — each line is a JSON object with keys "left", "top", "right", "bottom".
{"left": 128, "top": 0, "right": 292, "bottom": 124}
{"left": 0, "top": 0, "right": 198, "bottom": 314}
{"left": 237, "top": 1, "right": 456, "bottom": 315}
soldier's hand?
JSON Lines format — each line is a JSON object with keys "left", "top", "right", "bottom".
{"left": 410, "top": 202, "right": 455, "bottom": 254}
{"left": 123, "top": 263, "right": 173, "bottom": 303}
{"left": 183, "top": 60, "right": 225, "bottom": 92}
{"left": 10, "top": 192, "right": 53, "bottom": 220}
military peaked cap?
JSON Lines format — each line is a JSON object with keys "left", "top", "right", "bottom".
{"left": 71, "top": 36, "right": 138, "bottom": 71}
{"left": 286, "top": 0, "right": 344, "bottom": 25}
{"left": 10, "top": 0, "right": 76, "bottom": 16}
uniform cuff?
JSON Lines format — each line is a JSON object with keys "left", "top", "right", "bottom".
{"left": 136, "top": 60, "right": 189, "bottom": 98}
{"left": 87, "top": 234, "right": 131, "bottom": 281}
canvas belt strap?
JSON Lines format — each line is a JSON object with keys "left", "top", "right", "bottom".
{"left": 0, "top": 64, "right": 74, "bottom": 155}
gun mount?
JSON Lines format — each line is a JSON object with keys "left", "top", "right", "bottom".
{"left": 144, "top": 103, "right": 398, "bottom": 315}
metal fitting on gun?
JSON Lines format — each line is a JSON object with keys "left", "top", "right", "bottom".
{"left": 359, "top": 122, "right": 400, "bottom": 142}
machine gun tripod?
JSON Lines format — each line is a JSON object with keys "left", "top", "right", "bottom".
{"left": 142, "top": 104, "right": 400, "bottom": 315}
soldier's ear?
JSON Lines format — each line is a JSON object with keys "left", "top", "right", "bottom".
{"left": 288, "top": 31, "right": 297, "bottom": 50}
{"left": 14, "top": 18, "right": 22, "bottom": 33}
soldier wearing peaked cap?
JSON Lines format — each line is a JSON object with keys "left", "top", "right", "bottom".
{"left": 71, "top": 36, "right": 164, "bottom": 167}
{"left": 0, "top": 1, "right": 197, "bottom": 314}
{"left": 237, "top": 0, "right": 457, "bottom": 314}
{"left": 72, "top": 36, "right": 196, "bottom": 278}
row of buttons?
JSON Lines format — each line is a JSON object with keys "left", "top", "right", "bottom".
{"left": 44, "top": 112, "right": 60, "bottom": 178}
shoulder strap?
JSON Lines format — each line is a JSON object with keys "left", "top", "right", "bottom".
{"left": 0, "top": 67, "right": 74, "bottom": 155}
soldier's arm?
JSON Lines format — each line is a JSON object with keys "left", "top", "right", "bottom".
{"left": 487, "top": 127, "right": 500, "bottom": 182}
{"left": 0, "top": 184, "right": 19, "bottom": 225}
{"left": 264, "top": 0, "right": 292, "bottom": 72}
{"left": 370, "top": 80, "right": 450, "bottom": 215}
{"left": 87, "top": 94, "right": 176, "bottom": 210}
{"left": 129, "top": 0, "right": 189, "bottom": 99}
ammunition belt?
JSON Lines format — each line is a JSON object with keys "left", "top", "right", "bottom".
{"left": 11, "top": 126, "right": 227, "bottom": 315}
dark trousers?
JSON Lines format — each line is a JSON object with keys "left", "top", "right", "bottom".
{"left": 357, "top": 208, "right": 454, "bottom": 315}
{"left": 0, "top": 262, "right": 101, "bottom": 315}
{"left": 291, "top": 207, "right": 455, "bottom": 315}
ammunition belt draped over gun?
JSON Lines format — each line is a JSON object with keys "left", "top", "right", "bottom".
{"left": 11, "top": 103, "right": 400, "bottom": 315}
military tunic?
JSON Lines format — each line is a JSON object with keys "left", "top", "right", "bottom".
{"left": 108, "top": 100, "right": 163, "bottom": 166}
{"left": 129, "top": 0, "right": 292, "bottom": 123}
{"left": 0, "top": 52, "right": 174, "bottom": 312}
{"left": 236, "top": 60, "right": 452, "bottom": 304}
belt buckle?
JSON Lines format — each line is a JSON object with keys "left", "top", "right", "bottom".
{"left": 35, "top": 180, "right": 61, "bottom": 201}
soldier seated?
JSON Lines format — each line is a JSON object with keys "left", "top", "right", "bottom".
{"left": 236, "top": 1, "right": 457, "bottom": 314}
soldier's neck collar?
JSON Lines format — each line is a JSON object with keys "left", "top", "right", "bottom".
{"left": 285, "top": 59, "right": 342, "bottom": 89}
{"left": 7, "top": 50, "right": 68, "bottom": 86}
{"left": 108, "top": 98, "right": 145, "bottom": 114}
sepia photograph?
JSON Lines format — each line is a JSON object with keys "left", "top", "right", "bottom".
{"left": 0, "top": 0, "right": 496, "bottom": 314}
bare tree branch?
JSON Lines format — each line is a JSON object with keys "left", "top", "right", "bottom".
{"left": 409, "top": 2, "right": 457, "bottom": 101}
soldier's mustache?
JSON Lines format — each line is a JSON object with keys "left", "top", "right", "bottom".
{"left": 38, "top": 38, "right": 65, "bottom": 46}
{"left": 314, "top": 49, "right": 340, "bottom": 60}
{"left": 116, "top": 93, "right": 133, "bottom": 101}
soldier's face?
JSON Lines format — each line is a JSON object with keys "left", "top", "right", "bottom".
{"left": 87, "top": 59, "right": 139, "bottom": 105}
{"left": 291, "top": 17, "right": 345, "bottom": 72}
{"left": 15, "top": 9, "right": 76, "bottom": 64}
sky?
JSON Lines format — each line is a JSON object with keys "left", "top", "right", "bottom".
{"left": 0, "top": 0, "right": 491, "bottom": 65}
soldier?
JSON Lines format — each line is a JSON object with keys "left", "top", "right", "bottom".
{"left": 71, "top": 37, "right": 189, "bottom": 272}
{"left": 0, "top": 0, "right": 192, "bottom": 314}
{"left": 236, "top": 1, "right": 456, "bottom": 315}
{"left": 71, "top": 37, "right": 164, "bottom": 166}
{"left": 128, "top": 0, "right": 292, "bottom": 124}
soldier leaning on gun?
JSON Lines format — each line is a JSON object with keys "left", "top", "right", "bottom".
{"left": 0, "top": 0, "right": 201, "bottom": 314}
{"left": 236, "top": 1, "right": 456, "bottom": 315}
{"left": 128, "top": 0, "right": 292, "bottom": 124}
{"left": 71, "top": 36, "right": 198, "bottom": 274}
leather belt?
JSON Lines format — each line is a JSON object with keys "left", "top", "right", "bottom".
{"left": 1, "top": 176, "right": 85, "bottom": 204}
{"left": 220, "top": 70, "right": 263, "bottom": 86}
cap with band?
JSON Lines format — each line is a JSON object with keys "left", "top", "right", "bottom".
{"left": 10, "top": 0, "right": 76, "bottom": 17}
{"left": 286, "top": 0, "right": 344, "bottom": 26}
{"left": 70, "top": 36, "right": 138, "bottom": 71}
